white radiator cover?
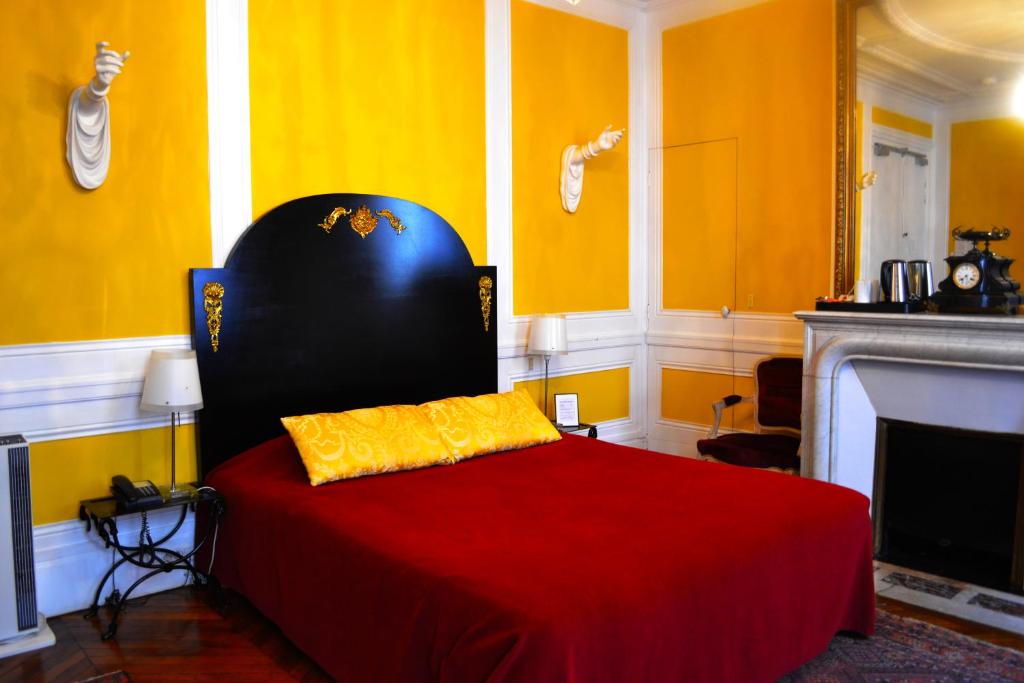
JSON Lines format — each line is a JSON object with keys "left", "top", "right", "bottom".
{"left": 0, "top": 434, "right": 39, "bottom": 640}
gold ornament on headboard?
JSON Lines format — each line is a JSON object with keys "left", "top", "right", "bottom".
{"left": 350, "top": 205, "right": 379, "bottom": 239}
{"left": 203, "top": 281, "right": 225, "bottom": 353}
{"left": 376, "top": 208, "right": 407, "bottom": 235}
{"left": 317, "top": 205, "right": 409, "bottom": 238}
{"left": 478, "top": 276, "right": 493, "bottom": 332}
{"left": 318, "top": 207, "right": 352, "bottom": 234}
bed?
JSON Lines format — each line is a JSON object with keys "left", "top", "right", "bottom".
{"left": 190, "top": 194, "right": 874, "bottom": 682}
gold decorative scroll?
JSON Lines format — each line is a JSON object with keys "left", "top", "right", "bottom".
{"left": 318, "top": 207, "right": 352, "bottom": 234}
{"left": 375, "top": 208, "right": 406, "bottom": 235}
{"left": 318, "top": 205, "right": 409, "bottom": 238}
{"left": 203, "top": 282, "right": 225, "bottom": 353}
{"left": 478, "top": 276, "right": 493, "bottom": 332}
{"left": 350, "top": 205, "right": 379, "bottom": 238}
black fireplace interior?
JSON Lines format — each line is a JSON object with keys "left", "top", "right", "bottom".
{"left": 874, "top": 418, "right": 1024, "bottom": 594}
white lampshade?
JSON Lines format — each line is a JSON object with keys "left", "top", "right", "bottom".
{"left": 140, "top": 349, "right": 204, "bottom": 413}
{"left": 527, "top": 315, "right": 568, "bottom": 356}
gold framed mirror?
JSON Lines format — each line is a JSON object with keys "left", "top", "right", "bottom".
{"left": 835, "top": 0, "right": 1024, "bottom": 297}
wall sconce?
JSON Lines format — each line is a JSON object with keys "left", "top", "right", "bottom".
{"left": 560, "top": 125, "right": 624, "bottom": 213}
{"left": 66, "top": 42, "right": 130, "bottom": 190}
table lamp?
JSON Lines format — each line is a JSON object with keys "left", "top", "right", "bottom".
{"left": 527, "top": 315, "right": 568, "bottom": 418}
{"left": 140, "top": 349, "right": 203, "bottom": 499}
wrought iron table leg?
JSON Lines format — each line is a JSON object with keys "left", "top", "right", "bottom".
{"left": 83, "top": 553, "right": 135, "bottom": 619}
{"left": 99, "top": 560, "right": 201, "bottom": 641}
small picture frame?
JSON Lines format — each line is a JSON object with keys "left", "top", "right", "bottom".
{"left": 554, "top": 393, "right": 580, "bottom": 427}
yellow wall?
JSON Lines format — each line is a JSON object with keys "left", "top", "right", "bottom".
{"left": 31, "top": 425, "right": 197, "bottom": 526}
{"left": 1, "top": 1, "right": 210, "bottom": 524}
{"left": 661, "top": 369, "right": 754, "bottom": 431}
{"left": 661, "top": 0, "right": 833, "bottom": 314}
{"left": 872, "top": 106, "right": 933, "bottom": 139}
{"left": 515, "top": 368, "right": 630, "bottom": 423}
{"left": 511, "top": 1, "right": 630, "bottom": 315}
{"left": 663, "top": 139, "right": 737, "bottom": 309}
{"left": 948, "top": 118, "right": 1024, "bottom": 265}
{"left": 248, "top": 0, "right": 487, "bottom": 265}
{"left": 0, "top": 0, "right": 211, "bottom": 345}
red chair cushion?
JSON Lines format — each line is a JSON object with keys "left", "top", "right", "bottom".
{"left": 756, "top": 358, "right": 802, "bottom": 430}
{"left": 696, "top": 433, "right": 800, "bottom": 470}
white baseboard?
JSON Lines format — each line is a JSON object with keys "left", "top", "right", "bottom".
{"left": 33, "top": 508, "right": 197, "bottom": 618}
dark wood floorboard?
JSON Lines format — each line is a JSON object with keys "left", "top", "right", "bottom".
{"left": 2, "top": 588, "right": 1021, "bottom": 682}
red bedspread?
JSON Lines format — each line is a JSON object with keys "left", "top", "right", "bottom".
{"left": 206, "top": 434, "right": 874, "bottom": 682}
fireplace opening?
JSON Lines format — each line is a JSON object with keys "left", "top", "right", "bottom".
{"left": 873, "top": 418, "right": 1024, "bottom": 595}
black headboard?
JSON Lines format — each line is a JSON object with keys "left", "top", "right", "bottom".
{"left": 189, "top": 194, "right": 497, "bottom": 478}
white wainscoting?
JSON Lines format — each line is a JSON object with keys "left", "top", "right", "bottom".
{"left": 646, "top": 312, "right": 803, "bottom": 457}
{"left": 0, "top": 336, "right": 193, "bottom": 443}
{"left": 34, "top": 508, "right": 198, "bottom": 618}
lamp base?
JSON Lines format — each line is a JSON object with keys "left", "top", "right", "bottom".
{"left": 160, "top": 482, "right": 197, "bottom": 502}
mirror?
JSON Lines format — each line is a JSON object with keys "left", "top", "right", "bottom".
{"left": 835, "top": 0, "right": 1024, "bottom": 295}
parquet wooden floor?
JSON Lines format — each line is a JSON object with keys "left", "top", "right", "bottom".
{"left": 1, "top": 588, "right": 1021, "bottom": 682}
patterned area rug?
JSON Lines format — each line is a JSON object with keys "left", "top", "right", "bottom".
{"left": 782, "top": 610, "right": 1024, "bottom": 682}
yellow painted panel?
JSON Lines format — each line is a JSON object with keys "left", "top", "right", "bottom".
{"left": 249, "top": 0, "right": 486, "bottom": 265}
{"left": 662, "top": 140, "right": 737, "bottom": 310}
{"left": 0, "top": 1, "right": 211, "bottom": 344}
{"left": 949, "top": 118, "right": 1024, "bottom": 267}
{"left": 661, "top": 369, "right": 755, "bottom": 430}
{"left": 30, "top": 425, "right": 197, "bottom": 526}
{"left": 662, "top": 368, "right": 733, "bottom": 425}
{"left": 511, "top": 1, "right": 629, "bottom": 315}
{"left": 872, "top": 106, "right": 933, "bottom": 139}
{"left": 515, "top": 368, "right": 629, "bottom": 423}
{"left": 663, "top": 0, "right": 833, "bottom": 313}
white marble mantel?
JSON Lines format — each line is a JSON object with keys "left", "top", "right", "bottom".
{"left": 795, "top": 311, "right": 1024, "bottom": 501}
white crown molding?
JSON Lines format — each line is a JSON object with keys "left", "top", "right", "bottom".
{"left": 879, "top": 0, "right": 1024, "bottom": 66}
{"left": 646, "top": 0, "right": 770, "bottom": 30}
{"left": 206, "top": 0, "right": 252, "bottom": 267}
{"left": 522, "top": 0, "right": 638, "bottom": 28}
{"left": 0, "top": 336, "right": 193, "bottom": 443}
{"left": 858, "top": 43, "right": 975, "bottom": 102}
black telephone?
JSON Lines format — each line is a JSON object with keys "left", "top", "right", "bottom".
{"left": 111, "top": 475, "right": 163, "bottom": 512}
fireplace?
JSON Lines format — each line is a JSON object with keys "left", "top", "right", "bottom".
{"left": 872, "top": 418, "right": 1024, "bottom": 595}
{"left": 797, "top": 311, "right": 1024, "bottom": 631}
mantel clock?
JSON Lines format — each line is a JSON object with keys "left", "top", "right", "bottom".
{"left": 931, "top": 228, "right": 1021, "bottom": 315}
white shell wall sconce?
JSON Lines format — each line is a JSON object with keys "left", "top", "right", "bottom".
{"left": 66, "top": 42, "right": 130, "bottom": 190}
{"left": 559, "top": 124, "right": 625, "bottom": 213}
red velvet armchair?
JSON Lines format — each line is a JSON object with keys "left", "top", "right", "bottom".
{"left": 695, "top": 356, "right": 803, "bottom": 473}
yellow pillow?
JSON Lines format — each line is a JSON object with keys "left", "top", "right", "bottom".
{"left": 281, "top": 405, "right": 455, "bottom": 486}
{"left": 421, "top": 389, "right": 561, "bottom": 460}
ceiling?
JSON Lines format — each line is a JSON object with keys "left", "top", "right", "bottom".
{"left": 857, "top": 0, "right": 1024, "bottom": 103}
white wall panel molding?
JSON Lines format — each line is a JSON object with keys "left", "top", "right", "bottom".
{"left": 499, "top": 344, "right": 646, "bottom": 446}
{"left": 0, "top": 336, "right": 192, "bottom": 443}
{"left": 488, "top": 0, "right": 650, "bottom": 446}
{"left": 206, "top": 0, "right": 252, "bottom": 267}
{"left": 645, "top": 313, "right": 802, "bottom": 457}
{"left": 34, "top": 509, "right": 196, "bottom": 618}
